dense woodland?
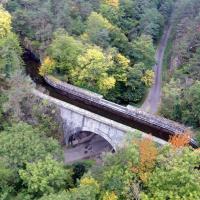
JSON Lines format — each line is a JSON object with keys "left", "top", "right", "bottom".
{"left": 4, "top": 0, "right": 174, "bottom": 104}
{"left": 0, "top": 0, "right": 200, "bottom": 200}
{"left": 160, "top": 0, "right": 200, "bottom": 142}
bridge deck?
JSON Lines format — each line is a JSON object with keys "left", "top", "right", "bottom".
{"left": 44, "top": 76, "right": 198, "bottom": 148}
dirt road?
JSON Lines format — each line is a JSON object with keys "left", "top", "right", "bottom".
{"left": 141, "top": 25, "right": 172, "bottom": 114}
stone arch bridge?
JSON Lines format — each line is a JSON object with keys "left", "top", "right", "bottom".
{"left": 33, "top": 89, "right": 168, "bottom": 150}
{"left": 32, "top": 76, "right": 198, "bottom": 149}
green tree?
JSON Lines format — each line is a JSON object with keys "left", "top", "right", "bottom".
{"left": 19, "top": 155, "right": 72, "bottom": 197}
{"left": 91, "top": 143, "right": 139, "bottom": 199}
{"left": 0, "top": 158, "right": 15, "bottom": 199}
{"left": 123, "top": 63, "right": 147, "bottom": 103}
{"left": 3, "top": 72, "right": 33, "bottom": 120}
{"left": 0, "top": 123, "right": 62, "bottom": 170}
{"left": 46, "top": 31, "right": 84, "bottom": 79}
{"left": 6, "top": 0, "right": 72, "bottom": 44}
{"left": 71, "top": 47, "right": 116, "bottom": 95}
{"left": 183, "top": 48, "right": 200, "bottom": 81}
{"left": 131, "top": 34, "right": 155, "bottom": 68}
{"left": 160, "top": 79, "right": 182, "bottom": 121}
{"left": 70, "top": 16, "right": 86, "bottom": 36}
{"left": 182, "top": 81, "right": 200, "bottom": 127}
{"left": 100, "top": 3, "right": 120, "bottom": 25}
{"left": 109, "top": 27, "right": 130, "bottom": 56}
{"left": 139, "top": 8, "right": 164, "bottom": 40}
{"left": 39, "top": 177, "right": 100, "bottom": 200}
{"left": 39, "top": 191, "right": 70, "bottom": 200}
{"left": 85, "top": 12, "right": 113, "bottom": 48}
{"left": 0, "top": 87, "right": 7, "bottom": 129}
{"left": 69, "top": 177, "right": 100, "bottom": 200}
{"left": 117, "top": 0, "right": 139, "bottom": 35}
{"left": 159, "top": 0, "right": 173, "bottom": 22}
{"left": 141, "top": 147, "right": 200, "bottom": 200}
{"left": 0, "top": 33, "right": 22, "bottom": 76}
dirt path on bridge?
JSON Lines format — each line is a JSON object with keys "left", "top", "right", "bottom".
{"left": 141, "top": 25, "right": 172, "bottom": 114}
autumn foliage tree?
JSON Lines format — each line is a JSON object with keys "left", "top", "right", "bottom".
{"left": 141, "top": 146, "right": 200, "bottom": 199}
{"left": 0, "top": 5, "right": 11, "bottom": 38}
{"left": 141, "top": 69, "right": 154, "bottom": 87}
{"left": 0, "top": 5, "right": 22, "bottom": 76}
{"left": 71, "top": 47, "right": 116, "bottom": 95}
{"left": 39, "top": 57, "right": 55, "bottom": 76}
{"left": 169, "top": 132, "right": 191, "bottom": 149}
{"left": 103, "top": 0, "right": 119, "bottom": 8}
{"left": 102, "top": 191, "right": 118, "bottom": 200}
{"left": 132, "top": 137, "right": 158, "bottom": 183}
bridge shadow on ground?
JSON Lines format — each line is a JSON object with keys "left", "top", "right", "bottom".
{"left": 64, "top": 132, "right": 113, "bottom": 164}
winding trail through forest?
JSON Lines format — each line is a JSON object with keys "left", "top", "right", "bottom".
{"left": 142, "top": 25, "right": 172, "bottom": 114}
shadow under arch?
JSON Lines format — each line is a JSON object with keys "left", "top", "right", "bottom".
{"left": 64, "top": 128, "right": 115, "bottom": 164}
{"left": 68, "top": 126, "right": 116, "bottom": 151}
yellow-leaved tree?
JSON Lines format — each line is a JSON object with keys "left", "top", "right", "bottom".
{"left": 72, "top": 47, "right": 116, "bottom": 95}
{"left": 39, "top": 56, "right": 55, "bottom": 76}
{"left": 132, "top": 136, "right": 158, "bottom": 183}
{"left": 102, "top": 191, "right": 118, "bottom": 200}
{"left": 0, "top": 5, "right": 12, "bottom": 38}
{"left": 98, "top": 76, "right": 116, "bottom": 94}
{"left": 0, "top": 5, "right": 22, "bottom": 75}
{"left": 80, "top": 177, "right": 99, "bottom": 189}
{"left": 141, "top": 69, "right": 154, "bottom": 87}
{"left": 112, "top": 53, "right": 130, "bottom": 82}
{"left": 115, "top": 53, "right": 130, "bottom": 68}
{"left": 103, "top": 0, "right": 119, "bottom": 8}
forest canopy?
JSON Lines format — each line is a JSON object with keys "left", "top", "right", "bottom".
{"left": 4, "top": 0, "right": 174, "bottom": 104}
{"left": 160, "top": 0, "right": 200, "bottom": 143}
{"left": 0, "top": 1, "right": 199, "bottom": 200}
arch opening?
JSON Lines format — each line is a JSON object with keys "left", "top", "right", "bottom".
{"left": 64, "top": 131, "right": 115, "bottom": 164}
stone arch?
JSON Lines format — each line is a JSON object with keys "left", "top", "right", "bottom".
{"left": 66, "top": 126, "right": 116, "bottom": 151}
{"left": 80, "top": 126, "right": 116, "bottom": 151}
